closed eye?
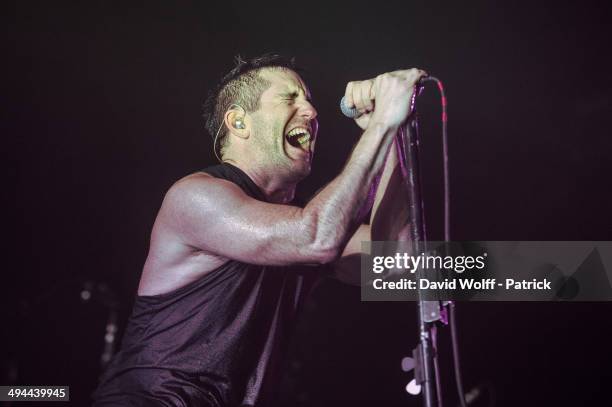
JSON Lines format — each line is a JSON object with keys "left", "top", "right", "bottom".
{"left": 280, "top": 91, "right": 313, "bottom": 105}
{"left": 280, "top": 91, "right": 299, "bottom": 100}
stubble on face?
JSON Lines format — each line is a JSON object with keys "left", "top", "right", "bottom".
{"left": 248, "top": 69, "right": 317, "bottom": 180}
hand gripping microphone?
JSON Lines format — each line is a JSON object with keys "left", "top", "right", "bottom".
{"left": 339, "top": 76, "right": 437, "bottom": 118}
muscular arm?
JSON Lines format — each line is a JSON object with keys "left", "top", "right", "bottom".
{"left": 158, "top": 122, "right": 399, "bottom": 267}
{"left": 334, "top": 136, "right": 412, "bottom": 285}
{"left": 341, "top": 136, "right": 411, "bottom": 247}
{"left": 142, "top": 69, "right": 423, "bottom": 296}
{"left": 370, "top": 137, "right": 411, "bottom": 241}
{"left": 336, "top": 68, "right": 425, "bottom": 259}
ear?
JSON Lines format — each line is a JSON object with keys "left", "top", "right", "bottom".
{"left": 224, "top": 109, "right": 250, "bottom": 140}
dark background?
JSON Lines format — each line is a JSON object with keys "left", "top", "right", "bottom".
{"left": 3, "top": 1, "right": 612, "bottom": 405}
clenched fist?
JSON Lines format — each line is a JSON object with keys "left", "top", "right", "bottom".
{"left": 344, "top": 68, "right": 427, "bottom": 130}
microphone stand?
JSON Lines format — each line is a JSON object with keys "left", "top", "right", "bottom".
{"left": 396, "top": 101, "right": 445, "bottom": 407}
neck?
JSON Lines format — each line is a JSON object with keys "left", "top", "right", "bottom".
{"left": 223, "top": 159, "right": 297, "bottom": 204}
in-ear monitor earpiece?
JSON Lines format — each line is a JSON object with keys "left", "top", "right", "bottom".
{"left": 234, "top": 118, "right": 245, "bottom": 129}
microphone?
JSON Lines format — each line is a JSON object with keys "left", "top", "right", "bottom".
{"left": 340, "top": 76, "right": 435, "bottom": 118}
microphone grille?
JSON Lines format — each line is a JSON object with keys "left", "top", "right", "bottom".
{"left": 340, "top": 96, "right": 359, "bottom": 118}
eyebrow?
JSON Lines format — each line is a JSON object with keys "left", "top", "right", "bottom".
{"left": 278, "top": 88, "right": 313, "bottom": 101}
{"left": 279, "top": 90, "right": 300, "bottom": 98}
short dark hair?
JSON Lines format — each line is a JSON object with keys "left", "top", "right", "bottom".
{"left": 202, "top": 53, "right": 299, "bottom": 158}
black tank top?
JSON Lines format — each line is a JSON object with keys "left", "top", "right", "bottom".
{"left": 92, "top": 163, "right": 320, "bottom": 407}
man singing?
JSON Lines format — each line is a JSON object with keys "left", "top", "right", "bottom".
{"left": 92, "top": 54, "right": 425, "bottom": 407}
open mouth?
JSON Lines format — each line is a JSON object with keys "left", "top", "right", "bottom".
{"left": 285, "top": 127, "right": 312, "bottom": 148}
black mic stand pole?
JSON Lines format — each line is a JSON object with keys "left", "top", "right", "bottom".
{"left": 396, "top": 97, "right": 445, "bottom": 407}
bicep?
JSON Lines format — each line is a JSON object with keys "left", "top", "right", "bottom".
{"left": 159, "top": 175, "right": 330, "bottom": 266}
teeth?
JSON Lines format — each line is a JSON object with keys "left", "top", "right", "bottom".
{"left": 297, "top": 134, "right": 310, "bottom": 144}
{"left": 286, "top": 127, "right": 311, "bottom": 147}
{"left": 287, "top": 127, "right": 310, "bottom": 137}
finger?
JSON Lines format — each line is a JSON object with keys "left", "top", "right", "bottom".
{"left": 344, "top": 81, "right": 355, "bottom": 108}
{"left": 344, "top": 82, "right": 355, "bottom": 109}
{"left": 398, "top": 68, "right": 428, "bottom": 88}
{"left": 360, "top": 80, "right": 374, "bottom": 112}
{"left": 369, "top": 79, "right": 376, "bottom": 101}
{"left": 416, "top": 68, "right": 429, "bottom": 81}
{"left": 353, "top": 81, "right": 367, "bottom": 113}
{"left": 372, "top": 74, "right": 384, "bottom": 100}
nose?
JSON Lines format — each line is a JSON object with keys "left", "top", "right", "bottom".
{"left": 299, "top": 100, "right": 318, "bottom": 120}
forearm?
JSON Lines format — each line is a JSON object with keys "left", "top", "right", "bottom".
{"left": 302, "top": 122, "right": 399, "bottom": 258}
{"left": 370, "top": 138, "right": 411, "bottom": 241}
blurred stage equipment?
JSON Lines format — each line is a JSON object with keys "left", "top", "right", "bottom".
{"left": 80, "top": 281, "right": 120, "bottom": 369}
{"left": 342, "top": 76, "right": 470, "bottom": 407}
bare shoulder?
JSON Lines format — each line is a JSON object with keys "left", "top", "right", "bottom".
{"left": 166, "top": 171, "right": 244, "bottom": 202}
{"left": 140, "top": 172, "right": 240, "bottom": 295}
{"left": 160, "top": 172, "right": 249, "bottom": 223}
{"left": 148, "top": 170, "right": 313, "bottom": 269}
